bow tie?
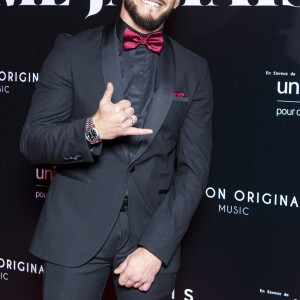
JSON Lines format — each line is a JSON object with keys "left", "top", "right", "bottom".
{"left": 123, "top": 27, "right": 163, "bottom": 54}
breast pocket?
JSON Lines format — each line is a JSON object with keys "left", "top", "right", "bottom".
{"left": 172, "top": 96, "right": 189, "bottom": 103}
{"left": 162, "top": 97, "right": 190, "bottom": 130}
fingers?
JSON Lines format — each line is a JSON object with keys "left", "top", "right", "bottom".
{"left": 118, "top": 273, "right": 128, "bottom": 286}
{"left": 124, "top": 107, "right": 134, "bottom": 118}
{"left": 124, "top": 279, "right": 135, "bottom": 288}
{"left": 124, "top": 127, "right": 153, "bottom": 136}
{"left": 114, "top": 260, "right": 128, "bottom": 275}
{"left": 95, "top": 87, "right": 153, "bottom": 139}
{"left": 118, "top": 271, "right": 144, "bottom": 288}
{"left": 133, "top": 282, "right": 143, "bottom": 288}
{"left": 119, "top": 272, "right": 153, "bottom": 291}
{"left": 139, "top": 282, "right": 152, "bottom": 292}
{"left": 117, "top": 99, "right": 132, "bottom": 110}
{"left": 100, "top": 82, "right": 114, "bottom": 104}
{"left": 118, "top": 274, "right": 138, "bottom": 288}
{"left": 124, "top": 115, "right": 137, "bottom": 127}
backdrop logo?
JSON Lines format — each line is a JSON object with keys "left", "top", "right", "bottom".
{"left": 0, "top": 257, "right": 44, "bottom": 281}
{"left": 183, "top": 0, "right": 300, "bottom": 7}
{"left": 206, "top": 187, "right": 299, "bottom": 216}
{"left": 265, "top": 70, "right": 300, "bottom": 118}
{"left": 35, "top": 166, "right": 55, "bottom": 200}
{"left": 0, "top": 70, "right": 38, "bottom": 94}
{"left": 1, "top": 0, "right": 299, "bottom": 18}
{"left": 0, "top": 0, "right": 113, "bottom": 18}
{"left": 172, "top": 288, "right": 194, "bottom": 300}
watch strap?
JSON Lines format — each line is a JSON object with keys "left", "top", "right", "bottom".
{"left": 85, "top": 117, "right": 101, "bottom": 145}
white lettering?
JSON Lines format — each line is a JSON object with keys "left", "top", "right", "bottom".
{"left": 276, "top": 108, "right": 295, "bottom": 117}
{"left": 248, "top": 191, "right": 255, "bottom": 203}
{"left": 219, "top": 204, "right": 249, "bottom": 215}
{"left": 282, "top": 0, "right": 300, "bottom": 7}
{"left": 290, "top": 196, "right": 299, "bottom": 208}
{"left": 277, "top": 81, "right": 288, "bottom": 94}
{"left": 36, "top": 192, "right": 47, "bottom": 199}
{"left": 0, "top": 258, "right": 5, "bottom": 268}
{"left": 18, "top": 262, "right": 25, "bottom": 272}
{"left": 206, "top": 187, "right": 216, "bottom": 198}
{"left": 19, "top": 0, "right": 36, "bottom": 5}
{"left": 0, "top": 84, "right": 8, "bottom": 93}
{"left": 0, "top": 272, "right": 9, "bottom": 280}
{"left": 256, "top": 0, "right": 278, "bottom": 6}
{"left": 289, "top": 82, "right": 299, "bottom": 94}
{"left": 218, "top": 188, "right": 226, "bottom": 199}
{"left": 39, "top": 265, "right": 44, "bottom": 274}
{"left": 234, "top": 190, "right": 245, "bottom": 201}
{"left": 33, "top": 73, "right": 39, "bottom": 82}
{"left": 184, "top": 289, "right": 194, "bottom": 300}
{"left": 3, "top": 0, "right": 16, "bottom": 6}
{"left": 6, "top": 260, "right": 12, "bottom": 270}
{"left": 280, "top": 195, "right": 288, "bottom": 206}
{"left": 182, "top": 0, "right": 216, "bottom": 6}
{"left": 0, "top": 71, "right": 6, "bottom": 81}
{"left": 40, "top": 0, "right": 70, "bottom": 6}
{"left": 1, "top": 0, "right": 299, "bottom": 17}
{"left": 232, "top": 0, "right": 278, "bottom": 5}
{"left": 86, "top": 0, "right": 103, "bottom": 18}
{"left": 36, "top": 168, "right": 44, "bottom": 180}
{"left": 231, "top": 0, "right": 250, "bottom": 5}
{"left": 8, "top": 72, "right": 13, "bottom": 82}
{"left": 106, "top": 0, "right": 116, "bottom": 6}
{"left": 31, "top": 264, "right": 37, "bottom": 274}
{"left": 19, "top": 72, "right": 26, "bottom": 82}
{"left": 262, "top": 193, "right": 272, "bottom": 205}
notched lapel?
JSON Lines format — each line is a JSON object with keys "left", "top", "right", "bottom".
{"left": 131, "top": 35, "right": 175, "bottom": 165}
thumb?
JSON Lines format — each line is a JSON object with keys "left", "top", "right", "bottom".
{"left": 100, "top": 82, "right": 114, "bottom": 104}
{"left": 114, "top": 260, "right": 128, "bottom": 274}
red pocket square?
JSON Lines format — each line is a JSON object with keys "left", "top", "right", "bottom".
{"left": 173, "top": 92, "right": 185, "bottom": 97}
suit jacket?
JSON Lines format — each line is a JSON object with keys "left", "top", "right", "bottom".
{"left": 20, "top": 22, "right": 213, "bottom": 273}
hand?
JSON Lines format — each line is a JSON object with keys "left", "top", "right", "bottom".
{"left": 114, "top": 247, "right": 162, "bottom": 292}
{"left": 93, "top": 82, "right": 153, "bottom": 140}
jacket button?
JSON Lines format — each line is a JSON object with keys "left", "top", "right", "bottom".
{"left": 129, "top": 166, "right": 135, "bottom": 173}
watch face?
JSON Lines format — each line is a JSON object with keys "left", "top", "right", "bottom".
{"left": 85, "top": 128, "right": 99, "bottom": 142}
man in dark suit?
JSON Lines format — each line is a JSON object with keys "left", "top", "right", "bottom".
{"left": 20, "top": 0, "right": 213, "bottom": 298}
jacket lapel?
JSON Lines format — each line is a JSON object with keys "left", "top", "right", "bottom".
{"left": 130, "top": 35, "right": 175, "bottom": 165}
{"left": 101, "top": 22, "right": 131, "bottom": 161}
{"left": 101, "top": 22, "right": 124, "bottom": 103}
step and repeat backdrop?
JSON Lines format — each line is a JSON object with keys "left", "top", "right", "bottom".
{"left": 0, "top": 0, "right": 299, "bottom": 299}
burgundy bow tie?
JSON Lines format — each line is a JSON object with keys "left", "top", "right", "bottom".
{"left": 123, "top": 27, "right": 163, "bottom": 54}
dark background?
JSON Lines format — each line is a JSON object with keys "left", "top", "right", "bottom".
{"left": 0, "top": 1, "right": 299, "bottom": 299}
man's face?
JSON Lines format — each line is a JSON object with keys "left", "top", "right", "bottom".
{"left": 121, "top": 0, "right": 180, "bottom": 32}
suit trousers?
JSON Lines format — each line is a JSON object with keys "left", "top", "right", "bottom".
{"left": 42, "top": 209, "right": 177, "bottom": 300}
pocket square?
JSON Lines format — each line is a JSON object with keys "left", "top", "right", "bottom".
{"left": 173, "top": 92, "right": 185, "bottom": 97}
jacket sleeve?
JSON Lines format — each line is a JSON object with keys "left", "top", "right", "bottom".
{"left": 138, "top": 59, "right": 213, "bottom": 266}
{"left": 20, "top": 34, "right": 102, "bottom": 165}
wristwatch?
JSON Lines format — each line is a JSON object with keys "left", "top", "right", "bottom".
{"left": 85, "top": 117, "right": 102, "bottom": 145}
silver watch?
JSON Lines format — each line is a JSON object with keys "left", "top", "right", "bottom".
{"left": 85, "top": 117, "right": 102, "bottom": 145}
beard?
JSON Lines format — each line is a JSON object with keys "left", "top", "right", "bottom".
{"left": 124, "top": 0, "right": 173, "bottom": 31}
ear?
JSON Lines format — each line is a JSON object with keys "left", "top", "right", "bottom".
{"left": 173, "top": 0, "right": 180, "bottom": 9}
